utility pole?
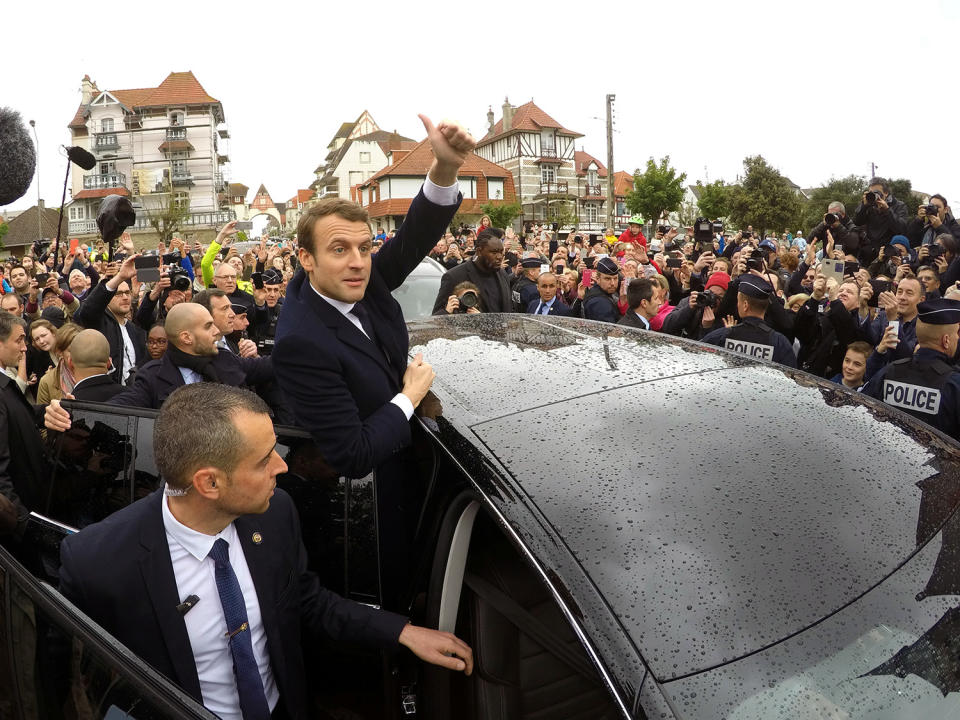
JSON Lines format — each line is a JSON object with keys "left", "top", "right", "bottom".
{"left": 605, "top": 94, "right": 615, "bottom": 231}
{"left": 30, "top": 120, "right": 41, "bottom": 242}
{"left": 870, "top": 161, "right": 878, "bottom": 178}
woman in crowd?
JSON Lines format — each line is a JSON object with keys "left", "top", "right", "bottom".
{"left": 26, "top": 318, "right": 59, "bottom": 398}
{"left": 36, "top": 323, "right": 82, "bottom": 404}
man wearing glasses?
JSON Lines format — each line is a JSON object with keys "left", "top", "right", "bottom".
{"left": 73, "top": 255, "right": 147, "bottom": 386}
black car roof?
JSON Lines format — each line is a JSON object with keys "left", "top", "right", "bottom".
{"left": 408, "top": 314, "right": 960, "bottom": 680}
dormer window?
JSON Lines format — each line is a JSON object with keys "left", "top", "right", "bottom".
{"left": 170, "top": 111, "right": 184, "bottom": 126}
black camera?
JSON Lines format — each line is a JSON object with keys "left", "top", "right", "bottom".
{"left": 693, "top": 217, "right": 714, "bottom": 246}
{"left": 745, "top": 255, "right": 765, "bottom": 272}
{"left": 657, "top": 225, "right": 670, "bottom": 235}
{"left": 742, "top": 230, "right": 753, "bottom": 240}
{"left": 865, "top": 190, "right": 883, "bottom": 205}
{"left": 458, "top": 290, "right": 479, "bottom": 311}
{"left": 824, "top": 213, "right": 838, "bottom": 225}
{"left": 927, "top": 244, "right": 943, "bottom": 259}
{"left": 167, "top": 265, "right": 191, "bottom": 292}
{"left": 695, "top": 291, "right": 719, "bottom": 309}
{"left": 924, "top": 204, "right": 939, "bottom": 218}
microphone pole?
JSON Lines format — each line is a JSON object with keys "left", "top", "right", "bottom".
{"left": 52, "top": 156, "right": 71, "bottom": 266}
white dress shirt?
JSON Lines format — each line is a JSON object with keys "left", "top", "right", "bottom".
{"left": 535, "top": 298, "right": 556, "bottom": 315}
{"left": 306, "top": 176, "right": 458, "bottom": 422}
{"left": 162, "top": 494, "right": 279, "bottom": 719}
{"left": 632, "top": 311, "right": 651, "bottom": 330}
{"left": 178, "top": 366, "right": 204, "bottom": 385}
{"left": 118, "top": 321, "right": 136, "bottom": 383}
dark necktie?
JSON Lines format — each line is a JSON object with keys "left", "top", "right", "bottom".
{"left": 208, "top": 538, "right": 271, "bottom": 720}
{"left": 350, "top": 301, "right": 378, "bottom": 343}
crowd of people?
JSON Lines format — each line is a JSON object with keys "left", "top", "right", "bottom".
{"left": 1, "top": 112, "right": 959, "bottom": 718}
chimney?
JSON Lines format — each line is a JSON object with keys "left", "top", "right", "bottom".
{"left": 502, "top": 98, "right": 513, "bottom": 132}
{"left": 37, "top": 199, "right": 44, "bottom": 210}
{"left": 81, "top": 75, "right": 95, "bottom": 104}
{"left": 486, "top": 106, "right": 494, "bottom": 134}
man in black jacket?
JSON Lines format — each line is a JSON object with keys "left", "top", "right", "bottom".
{"left": 906, "top": 194, "right": 960, "bottom": 248}
{"left": 853, "top": 177, "right": 909, "bottom": 264}
{"left": 73, "top": 255, "right": 147, "bottom": 386}
{"left": 618, "top": 277, "right": 658, "bottom": 330}
{"left": 66, "top": 329, "right": 124, "bottom": 402}
{"left": 808, "top": 202, "right": 856, "bottom": 253}
{"left": 0, "top": 311, "right": 49, "bottom": 538}
{"left": 432, "top": 228, "right": 511, "bottom": 314}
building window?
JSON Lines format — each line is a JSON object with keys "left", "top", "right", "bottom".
{"left": 170, "top": 111, "right": 184, "bottom": 126}
{"left": 234, "top": 196, "right": 243, "bottom": 204}
{"left": 587, "top": 169, "right": 598, "bottom": 186}
{"left": 99, "top": 161, "right": 115, "bottom": 175}
{"left": 541, "top": 129, "right": 556, "bottom": 156}
{"left": 359, "top": 152, "right": 371, "bottom": 164}
{"left": 616, "top": 200, "right": 626, "bottom": 216}
{"left": 541, "top": 165, "right": 556, "bottom": 184}
{"left": 173, "top": 192, "right": 190, "bottom": 210}
{"left": 101, "top": 118, "right": 114, "bottom": 132}
{"left": 584, "top": 203, "right": 598, "bottom": 223}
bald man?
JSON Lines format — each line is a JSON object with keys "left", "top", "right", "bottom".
{"left": 67, "top": 330, "right": 123, "bottom": 402}
{"left": 45, "top": 303, "right": 276, "bottom": 429}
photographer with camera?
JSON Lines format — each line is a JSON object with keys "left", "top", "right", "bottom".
{"left": 432, "top": 227, "right": 512, "bottom": 315}
{"left": 133, "top": 262, "right": 193, "bottom": 332}
{"left": 703, "top": 277, "right": 797, "bottom": 367}
{"left": 73, "top": 253, "right": 147, "bottom": 386}
{"left": 809, "top": 202, "right": 855, "bottom": 253}
{"left": 661, "top": 271, "right": 730, "bottom": 340}
{"left": 906, "top": 194, "right": 960, "bottom": 248}
{"left": 443, "top": 283, "right": 483, "bottom": 314}
{"left": 852, "top": 177, "right": 909, "bottom": 264}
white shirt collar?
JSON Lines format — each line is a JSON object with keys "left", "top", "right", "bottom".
{"left": 161, "top": 489, "right": 237, "bottom": 563}
{"left": 308, "top": 280, "right": 356, "bottom": 316}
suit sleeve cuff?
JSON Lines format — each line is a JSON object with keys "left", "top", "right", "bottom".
{"left": 390, "top": 393, "right": 415, "bottom": 420}
{"left": 422, "top": 176, "right": 459, "bottom": 206}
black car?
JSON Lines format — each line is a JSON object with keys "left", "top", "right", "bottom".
{"left": 4, "top": 314, "right": 960, "bottom": 719}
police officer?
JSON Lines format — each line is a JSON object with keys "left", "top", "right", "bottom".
{"left": 863, "top": 298, "right": 960, "bottom": 440}
{"left": 582, "top": 257, "right": 622, "bottom": 323}
{"left": 512, "top": 255, "right": 541, "bottom": 312}
{"left": 702, "top": 276, "right": 797, "bottom": 367}
{"left": 252, "top": 268, "right": 284, "bottom": 356}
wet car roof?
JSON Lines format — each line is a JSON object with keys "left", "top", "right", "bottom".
{"left": 408, "top": 314, "right": 960, "bottom": 680}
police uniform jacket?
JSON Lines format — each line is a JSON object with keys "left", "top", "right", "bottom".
{"left": 512, "top": 275, "right": 540, "bottom": 313}
{"left": 863, "top": 347, "right": 960, "bottom": 440}
{"left": 702, "top": 316, "right": 798, "bottom": 368}
{"left": 582, "top": 285, "right": 620, "bottom": 324}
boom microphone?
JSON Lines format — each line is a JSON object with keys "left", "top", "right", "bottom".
{"left": 66, "top": 145, "right": 96, "bottom": 171}
{"left": 0, "top": 107, "right": 37, "bottom": 206}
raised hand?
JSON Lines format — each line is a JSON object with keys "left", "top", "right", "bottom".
{"left": 419, "top": 114, "right": 476, "bottom": 186}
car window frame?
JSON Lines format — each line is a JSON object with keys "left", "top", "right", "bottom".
{"left": 0, "top": 542, "right": 219, "bottom": 720}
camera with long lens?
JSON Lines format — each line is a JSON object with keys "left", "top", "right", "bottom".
{"left": 924, "top": 204, "right": 939, "bottom": 218}
{"left": 695, "top": 291, "right": 719, "bottom": 309}
{"left": 693, "top": 217, "right": 714, "bottom": 247}
{"left": 457, "top": 290, "right": 479, "bottom": 312}
{"left": 166, "top": 265, "right": 191, "bottom": 292}
{"left": 865, "top": 190, "right": 883, "bottom": 205}
{"left": 824, "top": 212, "right": 838, "bottom": 225}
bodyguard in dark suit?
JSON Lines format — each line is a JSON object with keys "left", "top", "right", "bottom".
{"left": 59, "top": 385, "right": 472, "bottom": 720}
{"left": 64, "top": 329, "right": 124, "bottom": 402}
{"left": 431, "top": 228, "right": 511, "bottom": 314}
{"left": 72, "top": 257, "right": 147, "bottom": 386}
{"left": 525, "top": 271, "right": 573, "bottom": 316}
{"left": 0, "top": 312, "right": 49, "bottom": 537}
{"left": 617, "top": 277, "right": 659, "bottom": 331}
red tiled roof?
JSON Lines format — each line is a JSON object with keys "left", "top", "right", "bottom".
{"left": 71, "top": 188, "right": 130, "bottom": 200}
{"left": 158, "top": 140, "right": 195, "bottom": 152}
{"left": 287, "top": 189, "right": 315, "bottom": 206}
{"left": 365, "top": 197, "right": 512, "bottom": 219}
{"left": 613, "top": 170, "right": 634, "bottom": 197}
{"left": 110, "top": 88, "right": 155, "bottom": 108}
{"left": 574, "top": 150, "right": 607, "bottom": 177}
{"left": 68, "top": 105, "right": 88, "bottom": 129}
{"left": 366, "top": 138, "right": 512, "bottom": 184}
{"left": 482, "top": 101, "right": 582, "bottom": 140}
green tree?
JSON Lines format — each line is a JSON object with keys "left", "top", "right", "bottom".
{"left": 546, "top": 198, "right": 578, "bottom": 229}
{"left": 694, "top": 180, "right": 732, "bottom": 220}
{"left": 480, "top": 201, "right": 521, "bottom": 229}
{"left": 889, "top": 178, "right": 920, "bottom": 216}
{"left": 141, "top": 196, "right": 190, "bottom": 243}
{"left": 625, "top": 156, "right": 687, "bottom": 225}
{"left": 0, "top": 222, "right": 7, "bottom": 250}
{"left": 798, "top": 175, "right": 866, "bottom": 233}
{"left": 727, "top": 155, "right": 803, "bottom": 237}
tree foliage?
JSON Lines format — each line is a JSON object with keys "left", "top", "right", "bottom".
{"left": 694, "top": 180, "right": 732, "bottom": 220}
{"left": 889, "top": 178, "right": 920, "bottom": 216}
{"left": 727, "top": 155, "right": 803, "bottom": 236}
{"left": 0, "top": 222, "right": 7, "bottom": 250}
{"left": 141, "top": 196, "right": 189, "bottom": 243}
{"left": 798, "top": 175, "right": 866, "bottom": 233}
{"left": 480, "top": 202, "right": 522, "bottom": 229}
{"left": 626, "top": 156, "right": 687, "bottom": 225}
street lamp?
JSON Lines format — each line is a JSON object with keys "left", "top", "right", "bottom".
{"left": 29, "top": 119, "right": 41, "bottom": 244}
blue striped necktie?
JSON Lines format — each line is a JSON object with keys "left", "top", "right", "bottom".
{"left": 208, "top": 538, "right": 271, "bottom": 720}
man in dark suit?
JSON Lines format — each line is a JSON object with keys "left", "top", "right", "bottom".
{"left": 0, "top": 311, "right": 49, "bottom": 538}
{"left": 59, "top": 384, "right": 472, "bottom": 720}
{"left": 73, "top": 255, "right": 147, "bottom": 386}
{"left": 618, "top": 277, "right": 658, "bottom": 331}
{"left": 431, "top": 227, "right": 511, "bottom": 314}
{"left": 525, "top": 272, "right": 572, "bottom": 316}
{"left": 64, "top": 329, "right": 124, "bottom": 402}
{"left": 45, "top": 304, "right": 275, "bottom": 427}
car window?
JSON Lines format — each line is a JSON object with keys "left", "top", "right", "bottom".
{"left": 392, "top": 274, "right": 442, "bottom": 320}
{"left": 1, "top": 544, "right": 216, "bottom": 720}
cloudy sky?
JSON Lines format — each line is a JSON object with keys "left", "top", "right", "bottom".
{"left": 4, "top": 0, "right": 958, "bottom": 214}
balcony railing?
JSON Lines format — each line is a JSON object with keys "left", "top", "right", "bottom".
{"left": 166, "top": 127, "right": 187, "bottom": 141}
{"left": 539, "top": 181, "right": 569, "bottom": 195}
{"left": 582, "top": 184, "right": 603, "bottom": 197}
{"left": 540, "top": 146, "right": 558, "bottom": 158}
{"left": 171, "top": 171, "right": 194, "bottom": 186}
{"left": 83, "top": 172, "right": 127, "bottom": 190}
{"left": 94, "top": 133, "right": 119, "bottom": 150}
{"left": 68, "top": 219, "right": 100, "bottom": 235}
{"left": 133, "top": 210, "right": 235, "bottom": 230}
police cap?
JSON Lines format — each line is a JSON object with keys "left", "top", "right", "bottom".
{"left": 262, "top": 268, "right": 283, "bottom": 285}
{"left": 230, "top": 303, "right": 247, "bottom": 316}
{"left": 737, "top": 276, "right": 773, "bottom": 299}
{"left": 917, "top": 298, "right": 960, "bottom": 325}
{"left": 520, "top": 257, "right": 541, "bottom": 268}
{"left": 596, "top": 257, "right": 620, "bottom": 276}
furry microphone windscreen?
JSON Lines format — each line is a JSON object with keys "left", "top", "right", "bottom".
{"left": 0, "top": 107, "right": 37, "bottom": 206}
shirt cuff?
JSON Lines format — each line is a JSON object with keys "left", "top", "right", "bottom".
{"left": 390, "top": 393, "right": 415, "bottom": 420}
{"left": 422, "top": 176, "right": 459, "bottom": 206}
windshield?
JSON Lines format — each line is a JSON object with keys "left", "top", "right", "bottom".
{"left": 393, "top": 274, "right": 441, "bottom": 319}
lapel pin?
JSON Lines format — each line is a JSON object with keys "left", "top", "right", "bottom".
{"left": 252, "top": 532, "right": 263, "bottom": 544}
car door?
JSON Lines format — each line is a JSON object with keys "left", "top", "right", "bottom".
{"left": 0, "top": 542, "right": 217, "bottom": 720}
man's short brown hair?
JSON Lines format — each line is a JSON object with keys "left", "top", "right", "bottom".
{"left": 296, "top": 198, "right": 370, "bottom": 255}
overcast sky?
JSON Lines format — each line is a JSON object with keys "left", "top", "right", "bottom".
{"left": 5, "top": 0, "right": 958, "bottom": 215}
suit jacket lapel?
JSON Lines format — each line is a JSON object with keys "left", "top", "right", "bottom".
{"left": 138, "top": 492, "right": 203, "bottom": 701}
{"left": 235, "top": 516, "right": 289, "bottom": 695}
